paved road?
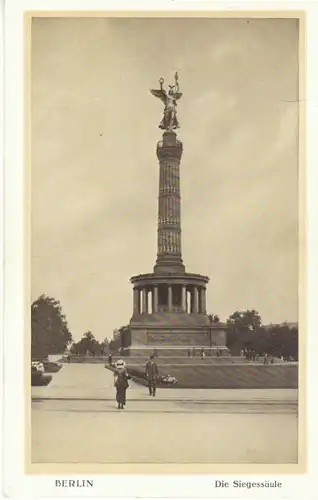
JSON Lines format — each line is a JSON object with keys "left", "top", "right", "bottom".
{"left": 32, "top": 399, "right": 297, "bottom": 464}
{"left": 31, "top": 364, "right": 298, "bottom": 464}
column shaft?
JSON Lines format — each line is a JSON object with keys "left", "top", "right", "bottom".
{"left": 168, "top": 285, "right": 173, "bottom": 312}
{"left": 200, "top": 288, "right": 206, "bottom": 314}
{"left": 193, "top": 287, "right": 199, "bottom": 313}
{"left": 181, "top": 286, "right": 187, "bottom": 312}
{"left": 154, "top": 286, "right": 159, "bottom": 313}
{"left": 142, "top": 288, "right": 148, "bottom": 314}
{"left": 133, "top": 288, "right": 140, "bottom": 315}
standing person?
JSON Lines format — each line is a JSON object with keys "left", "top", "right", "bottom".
{"left": 145, "top": 355, "right": 159, "bottom": 396}
{"left": 113, "top": 360, "right": 131, "bottom": 409}
{"left": 108, "top": 353, "right": 113, "bottom": 366}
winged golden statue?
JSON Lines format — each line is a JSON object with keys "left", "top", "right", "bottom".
{"left": 150, "top": 72, "right": 182, "bottom": 130}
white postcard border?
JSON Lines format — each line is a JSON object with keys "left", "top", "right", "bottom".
{"left": 3, "top": 0, "right": 318, "bottom": 498}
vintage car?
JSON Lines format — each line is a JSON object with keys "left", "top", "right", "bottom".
{"left": 31, "top": 361, "right": 52, "bottom": 386}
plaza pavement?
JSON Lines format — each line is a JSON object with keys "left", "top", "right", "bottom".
{"left": 31, "top": 364, "right": 298, "bottom": 464}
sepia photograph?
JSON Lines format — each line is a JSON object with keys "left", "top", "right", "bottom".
{"left": 29, "top": 13, "right": 302, "bottom": 469}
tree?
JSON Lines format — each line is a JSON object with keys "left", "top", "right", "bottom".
{"left": 266, "top": 325, "right": 298, "bottom": 358}
{"left": 208, "top": 314, "right": 220, "bottom": 324}
{"left": 119, "top": 326, "right": 131, "bottom": 348}
{"left": 31, "top": 295, "right": 72, "bottom": 359}
{"left": 99, "top": 337, "right": 109, "bottom": 356}
{"left": 71, "top": 331, "right": 99, "bottom": 356}
{"left": 108, "top": 326, "right": 131, "bottom": 353}
{"left": 226, "top": 310, "right": 262, "bottom": 352}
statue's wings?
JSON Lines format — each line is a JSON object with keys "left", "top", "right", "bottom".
{"left": 150, "top": 88, "right": 167, "bottom": 104}
{"left": 174, "top": 92, "right": 182, "bottom": 100}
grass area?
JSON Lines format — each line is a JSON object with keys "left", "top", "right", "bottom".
{"left": 124, "top": 363, "right": 298, "bottom": 389}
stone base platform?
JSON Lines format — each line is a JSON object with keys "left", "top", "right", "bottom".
{"left": 121, "top": 346, "right": 229, "bottom": 357}
{"left": 127, "top": 312, "right": 228, "bottom": 357}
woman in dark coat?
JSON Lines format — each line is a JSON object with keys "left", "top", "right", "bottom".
{"left": 113, "top": 360, "right": 131, "bottom": 409}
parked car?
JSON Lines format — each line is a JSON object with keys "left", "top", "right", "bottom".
{"left": 31, "top": 361, "right": 45, "bottom": 373}
{"left": 31, "top": 362, "right": 52, "bottom": 386}
{"left": 42, "top": 360, "right": 62, "bottom": 373}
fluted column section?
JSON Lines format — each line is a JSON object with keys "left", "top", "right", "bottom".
{"left": 154, "top": 131, "right": 185, "bottom": 274}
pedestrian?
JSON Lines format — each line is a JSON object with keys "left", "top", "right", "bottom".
{"left": 201, "top": 347, "right": 205, "bottom": 359}
{"left": 113, "top": 359, "right": 131, "bottom": 409}
{"left": 108, "top": 353, "right": 113, "bottom": 366}
{"left": 67, "top": 354, "right": 71, "bottom": 364}
{"left": 145, "top": 354, "right": 159, "bottom": 396}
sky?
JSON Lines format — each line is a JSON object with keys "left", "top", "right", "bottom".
{"left": 31, "top": 16, "right": 299, "bottom": 342}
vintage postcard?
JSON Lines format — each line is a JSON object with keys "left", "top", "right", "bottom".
{"left": 3, "top": 1, "right": 317, "bottom": 498}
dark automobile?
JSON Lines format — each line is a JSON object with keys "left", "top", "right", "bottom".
{"left": 31, "top": 362, "right": 52, "bottom": 386}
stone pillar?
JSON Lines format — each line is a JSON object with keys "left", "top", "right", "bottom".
{"left": 200, "top": 288, "right": 206, "bottom": 314}
{"left": 133, "top": 288, "right": 140, "bottom": 315}
{"left": 181, "top": 285, "right": 187, "bottom": 313}
{"left": 153, "top": 286, "right": 159, "bottom": 313}
{"left": 193, "top": 287, "right": 199, "bottom": 313}
{"left": 154, "top": 131, "right": 185, "bottom": 274}
{"left": 168, "top": 285, "right": 173, "bottom": 312}
{"left": 142, "top": 288, "right": 148, "bottom": 314}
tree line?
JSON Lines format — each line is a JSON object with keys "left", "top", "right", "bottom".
{"left": 31, "top": 295, "right": 298, "bottom": 360}
{"left": 225, "top": 310, "right": 298, "bottom": 359}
